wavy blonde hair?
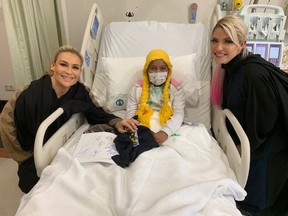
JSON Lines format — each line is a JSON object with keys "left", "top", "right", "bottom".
{"left": 136, "top": 49, "right": 173, "bottom": 128}
{"left": 211, "top": 15, "right": 249, "bottom": 107}
{"left": 212, "top": 15, "right": 249, "bottom": 58}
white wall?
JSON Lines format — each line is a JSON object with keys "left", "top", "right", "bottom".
{"left": 63, "top": 0, "right": 126, "bottom": 50}
{"left": 0, "top": 0, "right": 287, "bottom": 100}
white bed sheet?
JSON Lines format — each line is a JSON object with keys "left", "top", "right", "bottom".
{"left": 17, "top": 124, "right": 245, "bottom": 216}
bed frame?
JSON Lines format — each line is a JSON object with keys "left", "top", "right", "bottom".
{"left": 34, "top": 2, "right": 250, "bottom": 189}
{"left": 212, "top": 108, "right": 250, "bottom": 188}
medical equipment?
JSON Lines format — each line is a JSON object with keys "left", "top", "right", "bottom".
{"left": 233, "top": 0, "right": 242, "bottom": 10}
{"left": 219, "top": 0, "right": 233, "bottom": 11}
{"left": 189, "top": 3, "right": 198, "bottom": 23}
{"left": 239, "top": 4, "right": 286, "bottom": 67}
{"left": 15, "top": 1, "right": 250, "bottom": 215}
{"left": 239, "top": 4, "right": 286, "bottom": 41}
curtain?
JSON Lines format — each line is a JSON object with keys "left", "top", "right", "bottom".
{"left": 2, "top": 0, "right": 65, "bottom": 88}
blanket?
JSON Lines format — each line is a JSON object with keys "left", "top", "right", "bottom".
{"left": 16, "top": 124, "right": 246, "bottom": 216}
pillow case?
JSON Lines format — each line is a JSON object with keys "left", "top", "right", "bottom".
{"left": 102, "top": 53, "right": 198, "bottom": 112}
{"left": 102, "top": 56, "right": 144, "bottom": 112}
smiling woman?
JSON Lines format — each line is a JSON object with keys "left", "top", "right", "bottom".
{"left": 0, "top": 45, "right": 139, "bottom": 194}
{"left": 50, "top": 46, "right": 83, "bottom": 98}
{"left": 211, "top": 15, "right": 288, "bottom": 216}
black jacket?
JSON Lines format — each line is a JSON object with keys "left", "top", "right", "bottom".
{"left": 15, "top": 75, "right": 119, "bottom": 151}
{"left": 222, "top": 53, "right": 288, "bottom": 207}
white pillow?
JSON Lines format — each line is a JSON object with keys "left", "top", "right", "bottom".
{"left": 171, "top": 54, "right": 199, "bottom": 106}
{"left": 102, "top": 56, "right": 144, "bottom": 111}
{"left": 102, "top": 53, "right": 198, "bottom": 112}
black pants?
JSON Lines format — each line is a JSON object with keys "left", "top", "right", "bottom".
{"left": 237, "top": 157, "right": 266, "bottom": 215}
{"left": 237, "top": 131, "right": 287, "bottom": 216}
{"left": 258, "top": 180, "right": 288, "bottom": 216}
{"left": 17, "top": 156, "right": 40, "bottom": 193}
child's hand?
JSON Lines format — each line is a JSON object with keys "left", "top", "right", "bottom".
{"left": 153, "top": 131, "right": 168, "bottom": 145}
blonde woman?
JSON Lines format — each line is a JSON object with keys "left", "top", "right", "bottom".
{"left": 126, "top": 49, "right": 185, "bottom": 144}
{"left": 211, "top": 15, "right": 288, "bottom": 216}
{"left": 5, "top": 45, "right": 138, "bottom": 193}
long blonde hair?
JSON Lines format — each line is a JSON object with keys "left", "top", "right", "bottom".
{"left": 211, "top": 15, "right": 249, "bottom": 107}
{"left": 136, "top": 49, "right": 173, "bottom": 128}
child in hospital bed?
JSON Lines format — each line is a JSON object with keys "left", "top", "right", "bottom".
{"left": 125, "top": 49, "right": 185, "bottom": 144}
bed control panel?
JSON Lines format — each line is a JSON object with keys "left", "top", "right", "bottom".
{"left": 80, "top": 4, "right": 103, "bottom": 89}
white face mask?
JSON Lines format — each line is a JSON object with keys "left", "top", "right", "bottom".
{"left": 148, "top": 72, "right": 168, "bottom": 86}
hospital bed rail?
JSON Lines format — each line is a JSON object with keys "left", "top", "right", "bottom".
{"left": 34, "top": 108, "right": 84, "bottom": 177}
{"left": 212, "top": 107, "right": 250, "bottom": 188}
{"left": 34, "top": 106, "right": 250, "bottom": 188}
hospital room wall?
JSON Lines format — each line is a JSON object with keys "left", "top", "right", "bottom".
{"left": 0, "top": 0, "right": 287, "bottom": 101}
{"left": 61, "top": 0, "right": 126, "bottom": 50}
{"left": 60, "top": 0, "right": 288, "bottom": 50}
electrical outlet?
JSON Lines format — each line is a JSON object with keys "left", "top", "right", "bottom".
{"left": 4, "top": 84, "right": 15, "bottom": 91}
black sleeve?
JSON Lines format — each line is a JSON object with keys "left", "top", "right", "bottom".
{"left": 61, "top": 84, "right": 120, "bottom": 125}
{"left": 84, "top": 106, "right": 119, "bottom": 125}
{"left": 14, "top": 91, "right": 37, "bottom": 151}
{"left": 14, "top": 76, "right": 59, "bottom": 151}
{"left": 244, "top": 66, "right": 278, "bottom": 151}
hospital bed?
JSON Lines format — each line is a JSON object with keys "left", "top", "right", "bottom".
{"left": 16, "top": 1, "right": 250, "bottom": 215}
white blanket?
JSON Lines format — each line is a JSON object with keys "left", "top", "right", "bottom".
{"left": 16, "top": 124, "right": 246, "bottom": 216}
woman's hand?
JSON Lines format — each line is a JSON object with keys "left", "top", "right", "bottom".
{"left": 115, "top": 118, "right": 139, "bottom": 133}
{"left": 153, "top": 131, "right": 168, "bottom": 145}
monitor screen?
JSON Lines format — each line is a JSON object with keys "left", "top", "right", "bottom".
{"left": 268, "top": 44, "right": 281, "bottom": 66}
{"left": 255, "top": 44, "right": 268, "bottom": 59}
{"left": 269, "top": 45, "right": 280, "bottom": 59}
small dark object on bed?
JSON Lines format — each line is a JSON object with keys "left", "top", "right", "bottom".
{"left": 112, "top": 125, "right": 159, "bottom": 168}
